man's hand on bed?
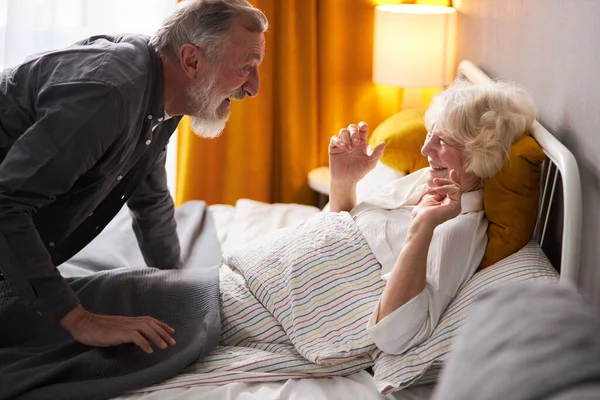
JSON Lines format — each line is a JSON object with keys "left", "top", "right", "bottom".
{"left": 59, "top": 305, "right": 177, "bottom": 354}
{"left": 329, "top": 121, "right": 386, "bottom": 185}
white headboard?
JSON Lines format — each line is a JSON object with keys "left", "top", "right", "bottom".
{"left": 457, "top": 60, "right": 582, "bottom": 285}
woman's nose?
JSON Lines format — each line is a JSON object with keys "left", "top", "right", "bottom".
{"left": 421, "top": 138, "right": 432, "bottom": 157}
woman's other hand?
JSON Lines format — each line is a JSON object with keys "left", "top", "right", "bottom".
{"left": 413, "top": 170, "right": 462, "bottom": 229}
{"left": 328, "top": 121, "right": 385, "bottom": 185}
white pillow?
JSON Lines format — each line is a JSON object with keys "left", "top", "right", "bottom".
{"left": 323, "top": 161, "right": 405, "bottom": 211}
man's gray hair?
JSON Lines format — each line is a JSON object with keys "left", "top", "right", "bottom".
{"left": 152, "top": 0, "right": 268, "bottom": 63}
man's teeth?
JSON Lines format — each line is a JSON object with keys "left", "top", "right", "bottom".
{"left": 431, "top": 166, "right": 446, "bottom": 170}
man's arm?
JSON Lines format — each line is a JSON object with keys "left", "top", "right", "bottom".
{"left": 0, "top": 82, "right": 123, "bottom": 320}
{"left": 0, "top": 82, "right": 177, "bottom": 353}
{"left": 127, "top": 148, "right": 182, "bottom": 269}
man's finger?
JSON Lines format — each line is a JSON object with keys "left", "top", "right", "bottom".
{"left": 138, "top": 323, "right": 168, "bottom": 350}
{"left": 153, "top": 318, "right": 175, "bottom": 334}
{"left": 149, "top": 321, "right": 176, "bottom": 346}
{"left": 130, "top": 331, "right": 153, "bottom": 354}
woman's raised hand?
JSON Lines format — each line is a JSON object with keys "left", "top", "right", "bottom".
{"left": 328, "top": 122, "right": 386, "bottom": 185}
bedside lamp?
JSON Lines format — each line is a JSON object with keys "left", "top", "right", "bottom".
{"left": 373, "top": 4, "right": 457, "bottom": 109}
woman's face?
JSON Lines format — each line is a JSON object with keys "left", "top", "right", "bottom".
{"left": 421, "top": 129, "right": 481, "bottom": 192}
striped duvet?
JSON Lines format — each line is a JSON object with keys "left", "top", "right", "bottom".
{"left": 135, "top": 213, "right": 559, "bottom": 395}
{"left": 138, "top": 211, "right": 384, "bottom": 392}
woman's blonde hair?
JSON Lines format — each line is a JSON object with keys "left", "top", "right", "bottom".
{"left": 424, "top": 79, "right": 537, "bottom": 179}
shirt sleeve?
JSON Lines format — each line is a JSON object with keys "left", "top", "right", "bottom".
{"left": 0, "top": 82, "right": 123, "bottom": 320}
{"left": 127, "top": 148, "right": 182, "bottom": 269}
{"left": 366, "top": 212, "right": 487, "bottom": 355}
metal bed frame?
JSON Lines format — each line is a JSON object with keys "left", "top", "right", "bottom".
{"left": 458, "top": 60, "right": 582, "bottom": 285}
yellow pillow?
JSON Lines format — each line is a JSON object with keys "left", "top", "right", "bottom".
{"left": 479, "top": 135, "right": 546, "bottom": 268}
{"left": 369, "top": 111, "right": 546, "bottom": 268}
{"left": 368, "top": 109, "right": 430, "bottom": 175}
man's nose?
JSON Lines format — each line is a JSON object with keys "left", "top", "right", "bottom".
{"left": 243, "top": 68, "right": 260, "bottom": 98}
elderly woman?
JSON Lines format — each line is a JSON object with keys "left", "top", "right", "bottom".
{"left": 329, "top": 80, "right": 536, "bottom": 354}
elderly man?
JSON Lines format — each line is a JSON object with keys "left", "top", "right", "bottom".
{"left": 0, "top": 0, "right": 267, "bottom": 353}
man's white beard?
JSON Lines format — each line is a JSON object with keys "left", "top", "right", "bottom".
{"left": 190, "top": 114, "right": 228, "bottom": 139}
{"left": 186, "top": 77, "right": 230, "bottom": 139}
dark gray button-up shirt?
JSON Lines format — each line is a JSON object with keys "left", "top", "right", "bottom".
{"left": 0, "top": 34, "right": 182, "bottom": 320}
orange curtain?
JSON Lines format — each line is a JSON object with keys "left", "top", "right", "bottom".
{"left": 175, "top": 0, "right": 450, "bottom": 206}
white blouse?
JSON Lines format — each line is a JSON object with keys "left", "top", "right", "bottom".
{"left": 350, "top": 169, "right": 488, "bottom": 355}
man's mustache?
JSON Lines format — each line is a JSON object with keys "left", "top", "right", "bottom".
{"left": 229, "top": 88, "right": 246, "bottom": 101}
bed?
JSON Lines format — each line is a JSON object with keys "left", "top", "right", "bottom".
{"left": 67, "top": 61, "right": 582, "bottom": 400}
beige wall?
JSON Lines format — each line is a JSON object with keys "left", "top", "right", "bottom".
{"left": 454, "top": 0, "right": 600, "bottom": 304}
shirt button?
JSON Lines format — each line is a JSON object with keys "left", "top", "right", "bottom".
{"left": 121, "top": 195, "right": 125, "bottom": 200}
{"left": 37, "top": 311, "right": 42, "bottom": 316}
{"left": 147, "top": 115, "right": 153, "bottom": 120}
{"left": 49, "top": 242, "right": 55, "bottom": 247}
{"left": 145, "top": 139, "right": 151, "bottom": 145}
{"left": 158, "top": 117, "right": 164, "bottom": 122}
{"left": 88, "top": 212, "right": 94, "bottom": 217}
{"left": 116, "top": 175, "right": 123, "bottom": 181}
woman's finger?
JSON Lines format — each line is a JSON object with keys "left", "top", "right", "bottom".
{"left": 358, "top": 121, "right": 369, "bottom": 142}
{"left": 329, "top": 135, "right": 336, "bottom": 148}
{"left": 432, "top": 177, "right": 459, "bottom": 186}
{"left": 347, "top": 124, "right": 359, "bottom": 144}
{"left": 339, "top": 128, "right": 352, "bottom": 149}
{"left": 330, "top": 136, "right": 345, "bottom": 150}
{"left": 368, "top": 141, "right": 386, "bottom": 162}
{"left": 449, "top": 169, "right": 460, "bottom": 185}
{"left": 428, "top": 185, "right": 461, "bottom": 203}
{"left": 429, "top": 183, "right": 459, "bottom": 194}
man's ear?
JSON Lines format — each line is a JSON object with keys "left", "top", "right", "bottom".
{"left": 179, "top": 44, "right": 207, "bottom": 80}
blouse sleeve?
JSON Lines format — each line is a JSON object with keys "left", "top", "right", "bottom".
{"left": 367, "top": 211, "right": 487, "bottom": 355}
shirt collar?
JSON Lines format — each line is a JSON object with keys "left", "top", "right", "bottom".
{"left": 146, "top": 37, "right": 166, "bottom": 122}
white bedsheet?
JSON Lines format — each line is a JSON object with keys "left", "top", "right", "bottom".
{"left": 212, "top": 199, "right": 322, "bottom": 252}
{"left": 114, "top": 370, "right": 434, "bottom": 400}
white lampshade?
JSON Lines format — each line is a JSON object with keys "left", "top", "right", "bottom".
{"left": 373, "top": 4, "right": 456, "bottom": 88}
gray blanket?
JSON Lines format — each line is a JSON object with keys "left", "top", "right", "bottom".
{"left": 0, "top": 201, "right": 222, "bottom": 400}
{"left": 433, "top": 281, "right": 600, "bottom": 400}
